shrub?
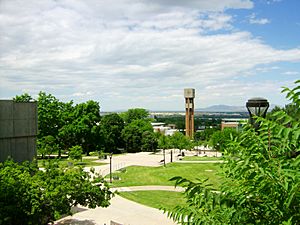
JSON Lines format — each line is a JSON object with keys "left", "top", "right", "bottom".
{"left": 0, "top": 160, "right": 113, "bottom": 225}
{"left": 68, "top": 145, "right": 83, "bottom": 161}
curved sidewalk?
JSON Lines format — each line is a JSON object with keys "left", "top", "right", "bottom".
{"left": 55, "top": 194, "right": 178, "bottom": 225}
{"left": 111, "top": 185, "right": 185, "bottom": 192}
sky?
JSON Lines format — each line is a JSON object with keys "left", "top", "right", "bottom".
{"left": 0, "top": 0, "right": 300, "bottom": 111}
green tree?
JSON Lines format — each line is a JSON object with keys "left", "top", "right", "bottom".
{"left": 68, "top": 145, "right": 83, "bottom": 161}
{"left": 13, "top": 93, "right": 34, "bottom": 102}
{"left": 37, "top": 92, "right": 75, "bottom": 157}
{"left": 0, "top": 160, "right": 113, "bottom": 225}
{"left": 121, "top": 119, "right": 153, "bottom": 152}
{"left": 158, "top": 134, "right": 171, "bottom": 150}
{"left": 209, "top": 128, "right": 238, "bottom": 151}
{"left": 194, "top": 128, "right": 218, "bottom": 142}
{"left": 120, "top": 108, "right": 149, "bottom": 124}
{"left": 170, "top": 132, "right": 191, "bottom": 152}
{"left": 71, "top": 100, "right": 102, "bottom": 155}
{"left": 141, "top": 131, "right": 158, "bottom": 152}
{"left": 37, "top": 135, "right": 59, "bottom": 159}
{"left": 166, "top": 80, "right": 300, "bottom": 225}
{"left": 37, "top": 92, "right": 62, "bottom": 139}
{"left": 100, "top": 113, "right": 125, "bottom": 153}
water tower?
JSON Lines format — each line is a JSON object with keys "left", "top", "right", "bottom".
{"left": 184, "top": 88, "right": 195, "bottom": 139}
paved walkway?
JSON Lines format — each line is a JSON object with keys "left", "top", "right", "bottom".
{"left": 176, "top": 160, "right": 224, "bottom": 163}
{"left": 55, "top": 194, "right": 178, "bottom": 225}
{"left": 111, "top": 185, "right": 185, "bottom": 193}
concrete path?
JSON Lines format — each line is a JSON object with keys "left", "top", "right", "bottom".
{"left": 111, "top": 185, "right": 185, "bottom": 192}
{"left": 176, "top": 160, "right": 224, "bottom": 163}
{"left": 55, "top": 195, "right": 177, "bottom": 225}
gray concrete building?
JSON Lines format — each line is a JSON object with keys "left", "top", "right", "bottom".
{"left": 0, "top": 100, "right": 37, "bottom": 162}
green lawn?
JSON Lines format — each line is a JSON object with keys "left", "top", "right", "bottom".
{"left": 38, "top": 157, "right": 107, "bottom": 168}
{"left": 182, "top": 156, "right": 223, "bottom": 161}
{"left": 110, "top": 162, "right": 222, "bottom": 189}
{"left": 119, "top": 191, "right": 187, "bottom": 211}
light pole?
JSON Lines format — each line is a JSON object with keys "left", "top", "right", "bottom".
{"left": 163, "top": 148, "right": 166, "bottom": 167}
{"left": 246, "top": 97, "right": 269, "bottom": 129}
{"left": 109, "top": 152, "right": 113, "bottom": 183}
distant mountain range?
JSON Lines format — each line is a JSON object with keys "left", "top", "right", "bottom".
{"left": 103, "top": 104, "right": 279, "bottom": 113}
{"left": 196, "top": 104, "right": 278, "bottom": 112}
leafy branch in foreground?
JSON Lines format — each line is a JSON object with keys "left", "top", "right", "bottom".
{"left": 166, "top": 80, "right": 300, "bottom": 225}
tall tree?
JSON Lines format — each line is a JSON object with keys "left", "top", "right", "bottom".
{"left": 120, "top": 108, "right": 149, "bottom": 124}
{"left": 71, "top": 100, "right": 102, "bottom": 155}
{"left": 100, "top": 113, "right": 125, "bottom": 153}
{"left": 121, "top": 119, "right": 153, "bottom": 152}
{"left": 141, "top": 131, "right": 158, "bottom": 152}
{"left": 170, "top": 131, "right": 191, "bottom": 152}
{"left": 37, "top": 92, "right": 62, "bottom": 139}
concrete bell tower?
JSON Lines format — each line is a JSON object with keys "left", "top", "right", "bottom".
{"left": 184, "top": 88, "right": 195, "bottom": 139}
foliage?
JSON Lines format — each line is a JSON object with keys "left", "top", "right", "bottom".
{"left": 0, "top": 160, "right": 113, "bottom": 225}
{"left": 170, "top": 132, "right": 192, "bottom": 151}
{"left": 68, "top": 145, "right": 83, "bottom": 161}
{"left": 70, "top": 100, "right": 102, "bottom": 155}
{"left": 13, "top": 93, "right": 34, "bottom": 102}
{"left": 141, "top": 131, "right": 158, "bottom": 152}
{"left": 166, "top": 80, "right": 300, "bottom": 225}
{"left": 100, "top": 113, "right": 125, "bottom": 153}
{"left": 209, "top": 128, "right": 239, "bottom": 151}
{"left": 194, "top": 128, "right": 219, "bottom": 142}
{"left": 37, "top": 135, "right": 59, "bottom": 158}
{"left": 120, "top": 108, "right": 149, "bottom": 124}
{"left": 121, "top": 119, "right": 154, "bottom": 152}
{"left": 158, "top": 134, "right": 171, "bottom": 150}
{"left": 38, "top": 157, "right": 106, "bottom": 168}
{"left": 37, "top": 92, "right": 63, "bottom": 139}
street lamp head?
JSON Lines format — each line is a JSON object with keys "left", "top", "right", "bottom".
{"left": 246, "top": 97, "right": 269, "bottom": 126}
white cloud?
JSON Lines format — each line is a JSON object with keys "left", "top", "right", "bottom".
{"left": 283, "top": 71, "right": 299, "bottom": 75}
{"left": 0, "top": 0, "right": 299, "bottom": 110}
{"left": 248, "top": 13, "right": 270, "bottom": 25}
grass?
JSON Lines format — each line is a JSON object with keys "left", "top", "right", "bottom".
{"left": 119, "top": 191, "right": 187, "bottom": 211}
{"left": 38, "top": 157, "right": 107, "bottom": 168}
{"left": 182, "top": 156, "right": 223, "bottom": 161}
{"left": 109, "top": 162, "right": 223, "bottom": 189}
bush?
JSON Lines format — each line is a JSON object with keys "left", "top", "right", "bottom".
{"left": 68, "top": 145, "right": 83, "bottom": 161}
{"left": 0, "top": 160, "right": 113, "bottom": 225}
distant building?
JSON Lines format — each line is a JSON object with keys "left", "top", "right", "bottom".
{"left": 221, "top": 118, "right": 247, "bottom": 131}
{"left": 0, "top": 100, "right": 37, "bottom": 162}
{"left": 151, "top": 122, "right": 178, "bottom": 136}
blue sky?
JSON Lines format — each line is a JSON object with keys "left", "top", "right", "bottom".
{"left": 0, "top": 0, "right": 299, "bottom": 111}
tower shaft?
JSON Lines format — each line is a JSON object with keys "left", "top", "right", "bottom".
{"left": 184, "top": 89, "right": 195, "bottom": 139}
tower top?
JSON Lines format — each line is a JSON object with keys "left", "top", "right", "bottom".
{"left": 184, "top": 88, "right": 195, "bottom": 98}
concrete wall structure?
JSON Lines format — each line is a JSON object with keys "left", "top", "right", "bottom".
{"left": 184, "top": 88, "right": 195, "bottom": 139}
{"left": 0, "top": 100, "right": 37, "bottom": 162}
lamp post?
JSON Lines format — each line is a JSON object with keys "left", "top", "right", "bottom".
{"left": 109, "top": 152, "right": 113, "bottom": 183}
{"left": 246, "top": 97, "right": 269, "bottom": 129}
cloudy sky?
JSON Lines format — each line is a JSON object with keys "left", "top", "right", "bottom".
{"left": 1, "top": 0, "right": 299, "bottom": 111}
